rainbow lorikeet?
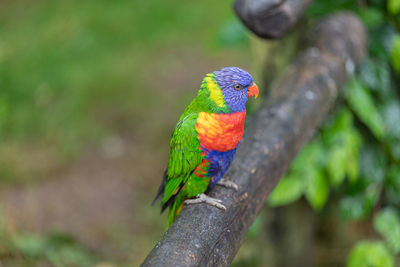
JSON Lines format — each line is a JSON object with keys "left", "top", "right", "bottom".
{"left": 153, "top": 67, "right": 259, "bottom": 227}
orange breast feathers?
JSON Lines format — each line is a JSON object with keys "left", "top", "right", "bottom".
{"left": 195, "top": 111, "right": 246, "bottom": 152}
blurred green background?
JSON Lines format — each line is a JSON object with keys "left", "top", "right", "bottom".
{"left": 0, "top": 0, "right": 252, "bottom": 266}
{"left": 1, "top": 0, "right": 400, "bottom": 266}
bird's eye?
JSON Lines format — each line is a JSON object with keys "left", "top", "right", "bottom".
{"left": 234, "top": 84, "right": 242, "bottom": 90}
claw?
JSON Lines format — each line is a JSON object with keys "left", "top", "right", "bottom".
{"left": 216, "top": 178, "right": 238, "bottom": 191}
{"left": 184, "top": 193, "right": 226, "bottom": 210}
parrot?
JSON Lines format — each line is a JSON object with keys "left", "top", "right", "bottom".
{"left": 153, "top": 67, "right": 259, "bottom": 228}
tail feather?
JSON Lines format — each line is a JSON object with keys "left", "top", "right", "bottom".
{"left": 154, "top": 170, "right": 193, "bottom": 228}
{"left": 152, "top": 169, "right": 167, "bottom": 206}
{"left": 167, "top": 195, "right": 184, "bottom": 228}
{"left": 161, "top": 179, "right": 185, "bottom": 213}
{"left": 159, "top": 170, "right": 193, "bottom": 213}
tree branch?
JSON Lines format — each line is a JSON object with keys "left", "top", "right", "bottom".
{"left": 142, "top": 13, "right": 367, "bottom": 267}
{"left": 234, "top": 0, "right": 313, "bottom": 38}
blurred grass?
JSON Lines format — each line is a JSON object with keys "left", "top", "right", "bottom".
{"left": 0, "top": 0, "right": 228, "bottom": 142}
{"left": 0, "top": 0, "right": 252, "bottom": 265}
{"left": 0, "top": 0, "right": 249, "bottom": 181}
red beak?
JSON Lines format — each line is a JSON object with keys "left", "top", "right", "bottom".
{"left": 248, "top": 83, "right": 259, "bottom": 99}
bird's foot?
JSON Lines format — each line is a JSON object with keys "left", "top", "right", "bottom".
{"left": 184, "top": 193, "right": 226, "bottom": 210}
{"left": 216, "top": 178, "right": 238, "bottom": 191}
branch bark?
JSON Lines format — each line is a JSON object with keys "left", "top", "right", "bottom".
{"left": 142, "top": 12, "right": 367, "bottom": 267}
{"left": 234, "top": 0, "right": 313, "bottom": 38}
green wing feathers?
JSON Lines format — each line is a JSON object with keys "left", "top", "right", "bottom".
{"left": 167, "top": 113, "right": 201, "bottom": 178}
{"left": 154, "top": 113, "right": 202, "bottom": 213}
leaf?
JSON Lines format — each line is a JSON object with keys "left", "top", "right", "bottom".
{"left": 323, "top": 108, "right": 353, "bottom": 144}
{"left": 391, "top": 35, "right": 400, "bottom": 74}
{"left": 359, "top": 146, "right": 386, "bottom": 183}
{"left": 305, "top": 169, "right": 329, "bottom": 211}
{"left": 12, "top": 233, "right": 46, "bottom": 257}
{"left": 327, "top": 147, "right": 347, "bottom": 186}
{"left": 358, "top": 8, "right": 385, "bottom": 30}
{"left": 269, "top": 141, "right": 325, "bottom": 208}
{"left": 46, "top": 246, "right": 94, "bottom": 267}
{"left": 385, "top": 165, "right": 400, "bottom": 202}
{"left": 347, "top": 241, "right": 394, "bottom": 267}
{"left": 359, "top": 58, "right": 380, "bottom": 91}
{"left": 383, "top": 101, "right": 400, "bottom": 140}
{"left": 340, "top": 195, "right": 366, "bottom": 220}
{"left": 268, "top": 175, "right": 304, "bottom": 207}
{"left": 388, "top": 0, "right": 400, "bottom": 14}
{"left": 340, "top": 185, "right": 379, "bottom": 220}
{"left": 374, "top": 208, "right": 400, "bottom": 253}
{"left": 359, "top": 58, "right": 392, "bottom": 101}
{"left": 346, "top": 130, "right": 361, "bottom": 182}
{"left": 374, "top": 62, "right": 392, "bottom": 100}
{"left": 290, "top": 141, "right": 323, "bottom": 170}
{"left": 387, "top": 166, "right": 400, "bottom": 189}
{"left": 345, "top": 78, "right": 385, "bottom": 140}
{"left": 385, "top": 166, "right": 400, "bottom": 205}
{"left": 323, "top": 109, "right": 361, "bottom": 185}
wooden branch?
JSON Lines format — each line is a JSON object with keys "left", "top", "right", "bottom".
{"left": 234, "top": 0, "right": 313, "bottom": 38}
{"left": 142, "top": 13, "right": 367, "bottom": 267}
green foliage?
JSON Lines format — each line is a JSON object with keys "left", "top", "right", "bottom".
{"left": 216, "top": 17, "right": 249, "bottom": 48}
{"left": 385, "top": 166, "right": 400, "bottom": 206}
{"left": 13, "top": 234, "right": 47, "bottom": 258}
{"left": 268, "top": 174, "right": 304, "bottom": 207}
{"left": 388, "top": 0, "right": 400, "bottom": 14}
{"left": 339, "top": 185, "right": 380, "bottom": 220}
{"left": 374, "top": 208, "right": 400, "bottom": 253}
{"left": 268, "top": 141, "right": 328, "bottom": 210}
{"left": 0, "top": 0, "right": 240, "bottom": 165}
{"left": 358, "top": 8, "right": 385, "bottom": 30}
{"left": 345, "top": 78, "right": 385, "bottom": 140}
{"left": 347, "top": 208, "right": 400, "bottom": 267}
{"left": 305, "top": 168, "right": 329, "bottom": 211}
{"left": 306, "top": 0, "right": 358, "bottom": 18}
{"left": 347, "top": 241, "right": 394, "bottom": 267}
{"left": 247, "top": 214, "right": 263, "bottom": 239}
{"left": 383, "top": 100, "right": 400, "bottom": 141}
{"left": 269, "top": 110, "right": 361, "bottom": 211}
{"left": 324, "top": 109, "right": 361, "bottom": 185}
{"left": 361, "top": 146, "right": 386, "bottom": 183}
{"left": 270, "top": 0, "right": 400, "bottom": 264}
{"left": 11, "top": 232, "right": 95, "bottom": 267}
{"left": 391, "top": 35, "right": 400, "bottom": 74}
{"left": 0, "top": 208, "right": 95, "bottom": 266}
